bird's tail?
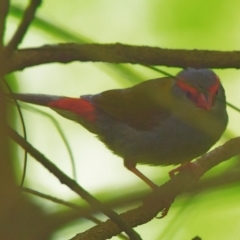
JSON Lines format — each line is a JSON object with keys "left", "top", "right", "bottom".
{"left": 9, "top": 93, "right": 97, "bottom": 129}
{"left": 9, "top": 93, "right": 64, "bottom": 106}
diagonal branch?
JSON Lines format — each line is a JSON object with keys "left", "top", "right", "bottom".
{"left": 70, "top": 137, "right": 240, "bottom": 240}
{"left": 7, "top": 121, "right": 240, "bottom": 239}
{"left": 0, "top": 0, "right": 9, "bottom": 48}
{"left": 46, "top": 164, "right": 240, "bottom": 232}
{"left": 8, "top": 126, "right": 141, "bottom": 240}
{"left": 6, "top": 0, "right": 42, "bottom": 52}
{"left": 3, "top": 43, "right": 240, "bottom": 75}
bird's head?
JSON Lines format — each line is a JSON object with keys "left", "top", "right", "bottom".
{"left": 168, "top": 68, "right": 228, "bottom": 140}
{"left": 172, "top": 68, "right": 225, "bottom": 111}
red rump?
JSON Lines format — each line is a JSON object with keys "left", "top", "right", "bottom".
{"left": 48, "top": 98, "right": 96, "bottom": 122}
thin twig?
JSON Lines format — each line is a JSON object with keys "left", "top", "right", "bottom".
{"left": 14, "top": 103, "right": 77, "bottom": 180}
{"left": 7, "top": 0, "right": 42, "bottom": 51}
{"left": 0, "top": 0, "right": 9, "bottom": 48}
{"left": 3, "top": 78, "right": 28, "bottom": 187}
{"left": 10, "top": 5, "right": 91, "bottom": 43}
{"left": 22, "top": 187, "right": 129, "bottom": 240}
{"left": 21, "top": 187, "right": 101, "bottom": 224}
{"left": 8, "top": 126, "right": 142, "bottom": 240}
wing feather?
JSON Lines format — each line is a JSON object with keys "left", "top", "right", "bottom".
{"left": 88, "top": 77, "right": 174, "bottom": 130}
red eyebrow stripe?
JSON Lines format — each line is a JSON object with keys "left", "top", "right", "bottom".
{"left": 177, "top": 77, "right": 220, "bottom": 95}
{"left": 208, "top": 77, "right": 220, "bottom": 95}
{"left": 176, "top": 80, "right": 198, "bottom": 93}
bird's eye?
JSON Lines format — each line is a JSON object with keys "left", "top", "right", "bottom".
{"left": 185, "top": 90, "right": 192, "bottom": 99}
{"left": 215, "top": 90, "right": 219, "bottom": 96}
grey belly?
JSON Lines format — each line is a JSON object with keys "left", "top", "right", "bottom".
{"left": 96, "top": 115, "right": 219, "bottom": 166}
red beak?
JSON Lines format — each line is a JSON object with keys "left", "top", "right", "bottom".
{"left": 196, "top": 93, "right": 213, "bottom": 110}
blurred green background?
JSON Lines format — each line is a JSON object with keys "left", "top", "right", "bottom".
{"left": 6, "top": 0, "right": 240, "bottom": 239}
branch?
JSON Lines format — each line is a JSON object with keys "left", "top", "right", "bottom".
{"left": 22, "top": 188, "right": 129, "bottom": 240}
{"left": 6, "top": 0, "right": 42, "bottom": 51}
{"left": 8, "top": 120, "right": 240, "bottom": 239}
{"left": 47, "top": 164, "right": 240, "bottom": 232}
{"left": 21, "top": 187, "right": 101, "bottom": 224}
{"left": 3, "top": 43, "right": 240, "bottom": 74}
{"left": 70, "top": 137, "right": 240, "bottom": 240}
{"left": 8, "top": 126, "right": 141, "bottom": 240}
{"left": 0, "top": 0, "right": 9, "bottom": 48}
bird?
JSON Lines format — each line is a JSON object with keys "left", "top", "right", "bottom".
{"left": 10, "top": 68, "right": 228, "bottom": 189}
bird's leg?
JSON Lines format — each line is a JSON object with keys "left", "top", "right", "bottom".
{"left": 124, "top": 159, "right": 158, "bottom": 189}
{"left": 125, "top": 160, "right": 175, "bottom": 217}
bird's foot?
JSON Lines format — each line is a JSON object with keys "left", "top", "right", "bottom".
{"left": 156, "top": 198, "right": 175, "bottom": 218}
{"left": 169, "top": 162, "right": 204, "bottom": 179}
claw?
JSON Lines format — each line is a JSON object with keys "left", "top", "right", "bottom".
{"left": 156, "top": 198, "right": 175, "bottom": 218}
